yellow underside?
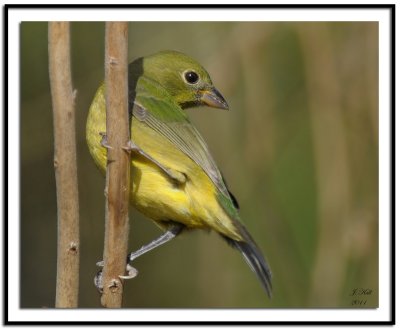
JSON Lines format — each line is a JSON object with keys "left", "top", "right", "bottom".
{"left": 86, "top": 88, "right": 241, "bottom": 240}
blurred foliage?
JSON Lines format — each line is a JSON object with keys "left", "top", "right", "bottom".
{"left": 20, "top": 21, "right": 378, "bottom": 308}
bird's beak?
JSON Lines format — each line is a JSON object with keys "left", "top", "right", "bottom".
{"left": 200, "top": 87, "right": 229, "bottom": 110}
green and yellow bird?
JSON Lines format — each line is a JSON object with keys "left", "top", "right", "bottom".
{"left": 86, "top": 50, "right": 272, "bottom": 297}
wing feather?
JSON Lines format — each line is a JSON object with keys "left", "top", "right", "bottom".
{"left": 132, "top": 87, "right": 230, "bottom": 199}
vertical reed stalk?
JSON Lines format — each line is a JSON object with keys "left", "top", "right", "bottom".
{"left": 101, "top": 22, "right": 130, "bottom": 308}
{"left": 49, "top": 21, "right": 80, "bottom": 308}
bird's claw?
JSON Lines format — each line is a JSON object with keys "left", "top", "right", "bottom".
{"left": 122, "top": 140, "right": 138, "bottom": 153}
{"left": 94, "top": 260, "right": 138, "bottom": 293}
{"left": 94, "top": 269, "right": 104, "bottom": 293}
{"left": 99, "top": 132, "right": 112, "bottom": 149}
{"left": 119, "top": 263, "right": 138, "bottom": 280}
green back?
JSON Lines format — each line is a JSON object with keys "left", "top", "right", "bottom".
{"left": 132, "top": 75, "right": 233, "bottom": 204}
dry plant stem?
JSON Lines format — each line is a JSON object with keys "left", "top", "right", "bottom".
{"left": 101, "top": 22, "right": 130, "bottom": 308}
{"left": 49, "top": 22, "right": 80, "bottom": 308}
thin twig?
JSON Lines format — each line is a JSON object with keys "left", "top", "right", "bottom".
{"left": 48, "top": 21, "right": 80, "bottom": 308}
{"left": 101, "top": 22, "right": 130, "bottom": 308}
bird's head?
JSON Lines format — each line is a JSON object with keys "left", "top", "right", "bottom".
{"left": 136, "top": 50, "right": 228, "bottom": 110}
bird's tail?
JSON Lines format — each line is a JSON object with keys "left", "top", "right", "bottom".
{"left": 220, "top": 223, "right": 272, "bottom": 298}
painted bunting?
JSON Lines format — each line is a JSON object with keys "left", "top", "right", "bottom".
{"left": 86, "top": 50, "right": 272, "bottom": 297}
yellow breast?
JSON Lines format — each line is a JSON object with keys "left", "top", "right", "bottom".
{"left": 86, "top": 90, "right": 241, "bottom": 239}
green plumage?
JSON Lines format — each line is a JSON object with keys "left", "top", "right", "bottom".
{"left": 87, "top": 50, "right": 272, "bottom": 298}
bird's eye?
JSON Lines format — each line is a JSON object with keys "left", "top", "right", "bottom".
{"left": 184, "top": 71, "right": 199, "bottom": 84}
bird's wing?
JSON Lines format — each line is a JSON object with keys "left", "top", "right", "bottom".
{"left": 131, "top": 80, "right": 231, "bottom": 201}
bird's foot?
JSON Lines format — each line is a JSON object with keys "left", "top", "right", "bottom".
{"left": 119, "top": 263, "right": 138, "bottom": 280}
{"left": 94, "top": 260, "right": 138, "bottom": 293}
{"left": 94, "top": 269, "right": 104, "bottom": 293}
{"left": 99, "top": 132, "right": 112, "bottom": 149}
{"left": 94, "top": 224, "right": 183, "bottom": 292}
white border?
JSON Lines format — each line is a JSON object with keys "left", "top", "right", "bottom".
{"left": 8, "top": 7, "right": 392, "bottom": 22}
{"left": 7, "top": 5, "right": 392, "bottom": 324}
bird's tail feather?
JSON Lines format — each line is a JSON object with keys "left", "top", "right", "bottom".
{"left": 220, "top": 225, "right": 272, "bottom": 298}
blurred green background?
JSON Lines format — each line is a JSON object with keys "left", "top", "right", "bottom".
{"left": 21, "top": 21, "right": 378, "bottom": 308}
